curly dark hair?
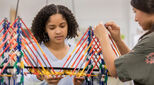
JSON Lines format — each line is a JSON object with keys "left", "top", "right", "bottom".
{"left": 31, "top": 4, "right": 79, "bottom": 43}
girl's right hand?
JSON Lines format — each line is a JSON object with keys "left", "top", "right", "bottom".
{"left": 45, "top": 75, "right": 62, "bottom": 85}
{"left": 105, "top": 21, "right": 121, "bottom": 42}
{"left": 36, "top": 75, "right": 45, "bottom": 81}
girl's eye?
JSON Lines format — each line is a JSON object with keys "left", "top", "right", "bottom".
{"left": 60, "top": 25, "right": 65, "bottom": 28}
{"left": 48, "top": 25, "right": 56, "bottom": 30}
{"left": 49, "top": 27, "right": 54, "bottom": 30}
{"left": 60, "top": 23, "right": 66, "bottom": 28}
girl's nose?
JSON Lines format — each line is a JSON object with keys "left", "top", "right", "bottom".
{"left": 55, "top": 28, "right": 61, "bottom": 34}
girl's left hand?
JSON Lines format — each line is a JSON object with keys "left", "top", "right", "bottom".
{"left": 74, "top": 77, "right": 84, "bottom": 85}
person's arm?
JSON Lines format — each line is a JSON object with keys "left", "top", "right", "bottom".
{"left": 94, "top": 23, "right": 118, "bottom": 77}
{"left": 105, "top": 21, "right": 130, "bottom": 55}
{"left": 99, "top": 35, "right": 117, "bottom": 77}
{"left": 114, "top": 39, "right": 130, "bottom": 55}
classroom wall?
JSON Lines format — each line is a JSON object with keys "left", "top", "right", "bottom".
{"left": 0, "top": 0, "right": 132, "bottom": 47}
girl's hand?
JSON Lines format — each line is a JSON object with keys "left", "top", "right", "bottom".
{"left": 105, "top": 21, "right": 121, "bottom": 42}
{"left": 36, "top": 75, "right": 45, "bottom": 81}
{"left": 74, "top": 77, "right": 84, "bottom": 85}
{"left": 45, "top": 75, "right": 62, "bottom": 85}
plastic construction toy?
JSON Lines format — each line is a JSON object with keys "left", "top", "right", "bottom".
{"left": 0, "top": 17, "right": 120, "bottom": 85}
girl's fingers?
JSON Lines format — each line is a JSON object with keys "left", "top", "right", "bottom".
{"left": 46, "top": 77, "right": 63, "bottom": 84}
{"left": 74, "top": 77, "right": 84, "bottom": 80}
{"left": 46, "top": 76, "right": 62, "bottom": 80}
{"left": 74, "top": 77, "right": 84, "bottom": 85}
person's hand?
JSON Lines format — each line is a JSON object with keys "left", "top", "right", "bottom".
{"left": 105, "top": 21, "right": 121, "bottom": 42}
{"left": 36, "top": 75, "right": 45, "bottom": 81}
{"left": 94, "top": 22, "right": 109, "bottom": 42}
{"left": 74, "top": 77, "right": 84, "bottom": 85}
{"left": 45, "top": 75, "right": 63, "bottom": 85}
